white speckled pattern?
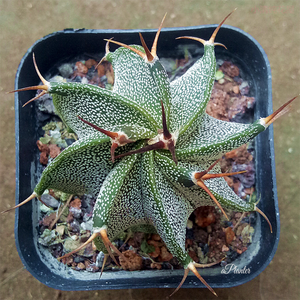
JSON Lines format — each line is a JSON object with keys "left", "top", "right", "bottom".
{"left": 33, "top": 39, "right": 267, "bottom": 267}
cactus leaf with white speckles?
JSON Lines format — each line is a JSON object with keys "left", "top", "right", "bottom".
{"left": 107, "top": 45, "right": 172, "bottom": 126}
{"left": 176, "top": 114, "right": 266, "bottom": 161}
{"left": 49, "top": 81, "right": 158, "bottom": 140}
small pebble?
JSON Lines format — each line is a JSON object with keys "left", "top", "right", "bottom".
{"left": 75, "top": 61, "right": 88, "bottom": 74}
{"left": 233, "top": 85, "right": 239, "bottom": 94}
{"left": 96, "top": 251, "right": 106, "bottom": 268}
{"left": 207, "top": 225, "right": 212, "bottom": 233}
{"left": 222, "top": 245, "right": 229, "bottom": 252}
{"left": 77, "top": 262, "right": 86, "bottom": 270}
{"left": 58, "top": 63, "right": 74, "bottom": 78}
{"left": 74, "top": 256, "right": 85, "bottom": 263}
{"left": 225, "top": 227, "right": 235, "bottom": 244}
{"left": 40, "top": 194, "right": 60, "bottom": 209}
{"left": 68, "top": 220, "right": 81, "bottom": 233}
{"left": 80, "top": 219, "right": 93, "bottom": 231}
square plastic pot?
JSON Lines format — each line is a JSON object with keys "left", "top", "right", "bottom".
{"left": 14, "top": 25, "right": 279, "bottom": 291}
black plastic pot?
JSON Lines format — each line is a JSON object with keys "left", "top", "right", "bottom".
{"left": 15, "top": 25, "right": 279, "bottom": 291}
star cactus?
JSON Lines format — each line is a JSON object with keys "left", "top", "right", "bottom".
{"left": 5, "top": 11, "right": 297, "bottom": 296}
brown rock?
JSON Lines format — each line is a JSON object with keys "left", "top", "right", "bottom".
{"left": 37, "top": 140, "right": 50, "bottom": 152}
{"left": 97, "top": 64, "right": 105, "bottom": 77}
{"left": 221, "top": 61, "right": 240, "bottom": 77}
{"left": 151, "top": 234, "right": 161, "bottom": 241}
{"left": 70, "top": 198, "right": 81, "bottom": 209}
{"left": 127, "top": 232, "right": 145, "bottom": 248}
{"left": 158, "top": 246, "right": 173, "bottom": 262}
{"left": 225, "top": 149, "right": 237, "bottom": 159}
{"left": 40, "top": 151, "right": 49, "bottom": 165}
{"left": 119, "top": 250, "right": 143, "bottom": 271}
{"left": 236, "top": 223, "right": 248, "bottom": 236}
{"left": 235, "top": 212, "right": 242, "bottom": 219}
{"left": 37, "top": 140, "right": 50, "bottom": 165}
{"left": 62, "top": 256, "right": 73, "bottom": 266}
{"left": 42, "top": 213, "right": 56, "bottom": 227}
{"left": 193, "top": 227, "right": 208, "bottom": 243}
{"left": 194, "top": 207, "right": 216, "bottom": 228}
{"left": 77, "top": 262, "right": 86, "bottom": 270}
{"left": 227, "top": 96, "right": 255, "bottom": 120}
{"left": 150, "top": 262, "right": 162, "bottom": 270}
{"left": 69, "top": 198, "right": 82, "bottom": 218}
{"left": 75, "top": 61, "right": 88, "bottom": 74}
{"left": 233, "top": 85, "right": 240, "bottom": 94}
{"left": 66, "top": 211, "right": 74, "bottom": 223}
{"left": 206, "top": 88, "right": 229, "bottom": 121}
{"left": 236, "top": 249, "right": 243, "bottom": 254}
{"left": 185, "top": 238, "right": 193, "bottom": 247}
{"left": 48, "top": 144, "right": 61, "bottom": 158}
{"left": 222, "top": 244, "right": 229, "bottom": 252}
{"left": 225, "top": 144, "right": 253, "bottom": 165}
{"left": 85, "top": 59, "right": 97, "bottom": 69}
{"left": 224, "top": 227, "right": 235, "bottom": 244}
{"left": 106, "top": 65, "right": 114, "bottom": 84}
{"left": 223, "top": 82, "right": 234, "bottom": 93}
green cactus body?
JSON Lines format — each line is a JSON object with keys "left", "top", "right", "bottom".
{"left": 13, "top": 13, "right": 297, "bottom": 296}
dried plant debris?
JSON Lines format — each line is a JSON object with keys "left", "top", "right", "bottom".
{"left": 36, "top": 53, "right": 257, "bottom": 272}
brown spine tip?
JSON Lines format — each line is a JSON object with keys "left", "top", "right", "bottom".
{"left": 263, "top": 96, "right": 298, "bottom": 126}
{"left": 196, "top": 180, "right": 228, "bottom": 220}
{"left": 58, "top": 232, "right": 101, "bottom": 260}
{"left": 1, "top": 193, "right": 37, "bottom": 213}
{"left": 201, "top": 170, "right": 247, "bottom": 180}
{"left": 255, "top": 207, "right": 273, "bottom": 233}
{"left": 95, "top": 38, "right": 112, "bottom": 70}
{"left": 208, "top": 8, "right": 236, "bottom": 44}
{"left": 167, "top": 139, "right": 178, "bottom": 165}
{"left": 176, "top": 9, "right": 236, "bottom": 48}
{"left": 77, "top": 115, "right": 119, "bottom": 139}
{"left": 151, "top": 12, "right": 167, "bottom": 58}
{"left": 105, "top": 38, "right": 112, "bottom": 54}
{"left": 176, "top": 36, "right": 207, "bottom": 46}
{"left": 161, "top": 100, "right": 171, "bottom": 139}
{"left": 169, "top": 260, "right": 219, "bottom": 297}
{"left": 8, "top": 54, "right": 50, "bottom": 107}
{"left": 77, "top": 115, "right": 135, "bottom": 162}
{"left": 169, "top": 268, "right": 189, "bottom": 298}
{"left": 103, "top": 38, "right": 146, "bottom": 59}
{"left": 22, "top": 90, "right": 47, "bottom": 107}
{"left": 193, "top": 257, "right": 224, "bottom": 269}
{"left": 99, "top": 228, "right": 131, "bottom": 265}
{"left": 189, "top": 263, "right": 217, "bottom": 296}
{"left": 100, "top": 254, "right": 109, "bottom": 278}
{"left": 213, "top": 42, "right": 227, "bottom": 49}
{"left": 32, "top": 53, "right": 49, "bottom": 86}
{"left": 194, "top": 158, "right": 221, "bottom": 180}
{"left": 9, "top": 85, "right": 49, "bottom": 107}
{"left": 160, "top": 100, "right": 178, "bottom": 164}
{"left": 110, "top": 142, "right": 119, "bottom": 163}
{"left": 139, "top": 33, "right": 154, "bottom": 62}
{"left": 115, "top": 140, "right": 165, "bottom": 160}
{"left": 113, "top": 101, "right": 178, "bottom": 162}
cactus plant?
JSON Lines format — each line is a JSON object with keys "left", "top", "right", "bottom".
{"left": 6, "top": 12, "right": 297, "bottom": 296}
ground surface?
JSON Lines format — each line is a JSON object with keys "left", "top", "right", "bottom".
{"left": 0, "top": 1, "right": 299, "bottom": 299}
